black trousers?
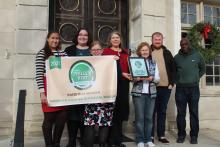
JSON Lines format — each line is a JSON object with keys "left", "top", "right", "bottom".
{"left": 42, "top": 110, "right": 67, "bottom": 147}
{"left": 109, "top": 118, "right": 123, "bottom": 146}
{"left": 152, "top": 87, "right": 171, "bottom": 137}
{"left": 175, "top": 86, "right": 200, "bottom": 138}
{"left": 66, "top": 119, "right": 85, "bottom": 147}
{"left": 84, "top": 125, "right": 109, "bottom": 147}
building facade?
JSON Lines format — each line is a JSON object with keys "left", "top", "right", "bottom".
{"left": 0, "top": 0, "right": 220, "bottom": 137}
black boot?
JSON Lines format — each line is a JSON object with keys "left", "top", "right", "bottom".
{"left": 66, "top": 139, "right": 76, "bottom": 147}
{"left": 54, "top": 143, "right": 60, "bottom": 147}
{"left": 66, "top": 142, "right": 76, "bottom": 147}
{"left": 99, "top": 143, "right": 106, "bottom": 147}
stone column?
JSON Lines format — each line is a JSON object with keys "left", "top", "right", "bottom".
{"left": 165, "top": 0, "right": 181, "bottom": 131}
{"left": 14, "top": 0, "right": 48, "bottom": 136}
{"left": 128, "top": 0, "right": 181, "bottom": 133}
{"left": 0, "top": 0, "right": 16, "bottom": 137}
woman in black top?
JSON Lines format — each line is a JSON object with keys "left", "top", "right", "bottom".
{"left": 65, "top": 28, "right": 91, "bottom": 147}
{"left": 65, "top": 28, "right": 91, "bottom": 56}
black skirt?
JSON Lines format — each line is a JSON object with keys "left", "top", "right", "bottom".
{"left": 113, "top": 79, "right": 130, "bottom": 121}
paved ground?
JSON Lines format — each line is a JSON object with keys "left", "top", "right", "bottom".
{"left": 0, "top": 129, "right": 220, "bottom": 147}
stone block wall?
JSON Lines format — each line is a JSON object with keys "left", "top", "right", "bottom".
{"left": 129, "top": 0, "right": 181, "bottom": 132}
{"left": 0, "top": 0, "right": 16, "bottom": 137}
{"left": 0, "top": 0, "right": 220, "bottom": 138}
{"left": 13, "top": 0, "right": 48, "bottom": 136}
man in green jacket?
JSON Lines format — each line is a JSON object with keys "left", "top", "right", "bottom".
{"left": 174, "top": 38, "right": 205, "bottom": 144}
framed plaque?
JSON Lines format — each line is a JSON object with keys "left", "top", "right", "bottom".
{"left": 128, "top": 57, "right": 149, "bottom": 78}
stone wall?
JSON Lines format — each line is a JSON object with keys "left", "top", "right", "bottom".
{"left": 129, "top": 0, "right": 181, "bottom": 131}
{"left": 14, "top": 0, "right": 48, "bottom": 136}
{"left": 0, "top": 0, "right": 16, "bottom": 136}
{"left": 0, "top": 0, "right": 220, "bottom": 138}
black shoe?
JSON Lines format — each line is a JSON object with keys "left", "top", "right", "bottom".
{"left": 176, "top": 136, "right": 185, "bottom": 143}
{"left": 158, "top": 137, "right": 170, "bottom": 144}
{"left": 54, "top": 144, "right": 60, "bottom": 147}
{"left": 120, "top": 144, "right": 126, "bottom": 147}
{"left": 99, "top": 143, "right": 106, "bottom": 147}
{"left": 66, "top": 142, "right": 76, "bottom": 147}
{"left": 190, "top": 137, "right": 198, "bottom": 144}
{"left": 150, "top": 137, "right": 154, "bottom": 143}
{"left": 152, "top": 138, "right": 154, "bottom": 143}
{"left": 111, "top": 144, "right": 126, "bottom": 147}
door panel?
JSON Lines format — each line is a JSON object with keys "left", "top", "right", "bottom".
{"left": 56, "top": 0, "right": 83, "bottom": 16}
{"left": 49, "top": 0, "right": 128, "bottom": 47}
{"left": 91, "top": 0, "right": 121, "bottom": 46}
{"left": 93, "top": 0, "right": 120, "bottom": 17}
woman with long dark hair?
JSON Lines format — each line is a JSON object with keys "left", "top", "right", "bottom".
{"left": 65, "top": 28, "right": 91, "bottom": 147}
{"left": 35, "top": 31, "right": 67, "bottom": 147}
{"left": 102, "top": 31, "right": 131, "bottom": 147}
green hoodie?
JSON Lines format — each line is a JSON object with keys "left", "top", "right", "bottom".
{"left": 174, "top": 48, "right": 205, "bottom": 87}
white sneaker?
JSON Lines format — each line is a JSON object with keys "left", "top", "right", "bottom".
{"left": 137, "top": 142, "right": 145, "bottom": 147}
{"left": 146, "top": 141, "right": 155, "bottom": 147}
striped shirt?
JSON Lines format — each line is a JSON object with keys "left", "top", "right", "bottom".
{"left": 35, "top": 49, "right": 67, "bottom": 92}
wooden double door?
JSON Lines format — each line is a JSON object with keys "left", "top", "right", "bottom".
{"left": 49, "top": 0, "right": 129, "bottom": 47}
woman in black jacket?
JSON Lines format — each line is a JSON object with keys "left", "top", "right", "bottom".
{"left": 65, "top": 28, "right": 91, "bottom": 147}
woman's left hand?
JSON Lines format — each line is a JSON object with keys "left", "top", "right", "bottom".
{"left": 144, "top": 76, "right": 153, "bottom": 81}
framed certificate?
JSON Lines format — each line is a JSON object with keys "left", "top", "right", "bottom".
{"left": 128, "top": 57, "right": 149, "bottom": 78}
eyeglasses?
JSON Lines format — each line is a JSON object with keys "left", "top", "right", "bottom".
{"left": 91, "top": 48, "right": 102, "bottom": 51}
{"left": 78, "top": 33, "right": 88, "bottom": 36}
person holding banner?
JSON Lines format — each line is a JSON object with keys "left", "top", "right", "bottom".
{"left": 83, "top": 41, "right": 114, "bottom": 147}
{"left": 35, "top": 31, "right": 67, "bottom": 147}
{"left": 102, "top": 31, "right": 131, "bottom": 147}
{"left": 64, "top": 28, "right": 91, "bottom": 147}
{"left": 131, "top": 42, "right": 160, "bottom": 147}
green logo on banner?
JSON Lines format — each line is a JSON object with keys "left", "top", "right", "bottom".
{"left": 49, "top": 57, "right": 61, "bottom": 69}
{"left": 69, "top": 60, "right": 96, "bottom": 90}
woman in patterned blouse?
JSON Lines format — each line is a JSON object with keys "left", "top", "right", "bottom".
{"left": 83, "top": 41, "right": 114, "bottom": 147}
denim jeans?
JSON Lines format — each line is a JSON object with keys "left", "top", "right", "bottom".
{"left": 133, "top": 94, "right": 155, "bottom": 143}
{"left": 175, "top": 86, "right": 200, "bottom": 138}
{"left": 152, "top": 87, "right": 171, "bottom": 137}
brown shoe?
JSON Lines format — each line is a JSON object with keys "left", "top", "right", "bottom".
{"left": 158, "top": 137, "right": 170, "bottom": 144}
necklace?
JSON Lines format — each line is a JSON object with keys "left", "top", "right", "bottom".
{"left": 111, "top": 47, "right": 121, "bottom": 56}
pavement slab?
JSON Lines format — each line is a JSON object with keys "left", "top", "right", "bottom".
{"left": 0, "top": 129, "right": 220, "bottom": 147}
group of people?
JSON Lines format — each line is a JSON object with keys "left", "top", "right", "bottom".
{"left": 35, "top": 29, "right": 205, "bottom": 147}
{"left": 130, "top": 32, "right": 205, "bottom": 147}
{"left": 35, "top": 29, "right": 130, "bottom": 147}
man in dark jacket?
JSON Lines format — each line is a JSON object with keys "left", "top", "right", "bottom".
{"left": 174, "top": 38, "right": 205, "bottom": 144}
{"left": 151, "top": 32, "right": 176, "bottom": 144}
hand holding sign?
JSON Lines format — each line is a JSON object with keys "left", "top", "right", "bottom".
{"left": 128, "top": 57, "right": 149, "bottom": 78}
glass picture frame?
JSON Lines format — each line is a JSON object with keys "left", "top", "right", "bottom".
{"left": 128, "top": 57, "right": 149, "bottom": 78}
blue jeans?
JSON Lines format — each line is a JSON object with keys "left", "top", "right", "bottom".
{"left": 133, "top": 94, "right": 155, "bottom": 143}
{"left": 152, "top": 87, "right": 171, "bottom": 137}
{"left": 175, "top": 86, "right": 200, "bottom": 138}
